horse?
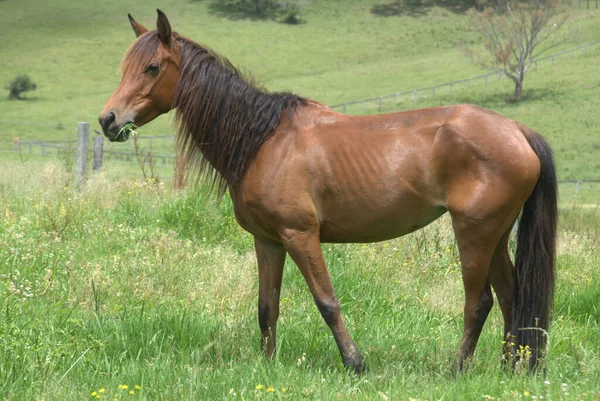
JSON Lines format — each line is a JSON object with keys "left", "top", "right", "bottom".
{"left": 99, "top": 10, "right": 557, "bottom": 373}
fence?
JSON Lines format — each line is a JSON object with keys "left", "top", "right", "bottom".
{"left": 330, "top": 40, "right": 600, "bottom": 115}
{"left": 7, "top": 122, "right": 600, "bottom": 205}
{"left": 11, "top": 131, "right": 177, "bottom": 163}
{"left": 556, "top": 180, "right": 600, "bottom": 206}
{"left": 12, "top": 137, "right": 177, "bottom": 166}
{"left": 10, "top": 123, "right": 178, "bottom": 187}
{"left": 578, "top": 0, "right": 599, "bottom": 8}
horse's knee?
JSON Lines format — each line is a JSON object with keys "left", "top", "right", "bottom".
{"left": 315, "top": 297, "right": 340, "bottom": 326}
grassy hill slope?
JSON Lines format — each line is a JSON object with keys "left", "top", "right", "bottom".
{"left": 0, "top": 0, "right": 599, "bottom": 181}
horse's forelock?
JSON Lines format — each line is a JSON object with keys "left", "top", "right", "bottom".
{"left": 121, "top": 31, "right": 162, "bottom": 73}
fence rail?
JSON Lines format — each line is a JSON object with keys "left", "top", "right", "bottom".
{"left": 330, "top": 40, "right": 600, "bottom": 114}
{"left": 5, "top": 125, "right": 600, "bottom": 204}
{"left": 12, "top": 136, "right": 177, "bottom": 165}
{"left": 578, "top": 0, "right": 599, "bottom": 8}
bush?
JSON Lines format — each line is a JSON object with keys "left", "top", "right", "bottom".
{"left": 279, "top": 0, "right": 307, "bottom": 24}
{"left": 281, "top": 7, "right": 302, "bottom": 24}
{"left": 6, "top": 74, "right": 37, "bottom": 100}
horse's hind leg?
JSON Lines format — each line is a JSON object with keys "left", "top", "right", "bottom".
{"left": 489, "top": 229, "right": 516, "bottom": 364}
{"left": 451, "top": 214, "right": 502, "bottom": 372}
{"left": 255, "top": 237, "right": 287, "bottom": 360}
{"left": 281, "top": 229, "right": 365, "bottom": 373}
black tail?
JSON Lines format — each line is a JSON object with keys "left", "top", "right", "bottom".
{"left": 513, "top": 126, "right": 557, "bottom": 370}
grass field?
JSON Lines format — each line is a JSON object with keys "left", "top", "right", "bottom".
{"left": 1, "top": 0, "right": 600, "bottom": 400}
{"left": 1, "top": 161, "right": 599, "bottom": 400}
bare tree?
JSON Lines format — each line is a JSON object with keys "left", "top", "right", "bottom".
{"left": 465, "top": 0, "right": 571, "bottom": 100}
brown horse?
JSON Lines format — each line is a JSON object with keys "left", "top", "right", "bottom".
{"left": 99, "top": 10, "right": 557, "bottom": 373}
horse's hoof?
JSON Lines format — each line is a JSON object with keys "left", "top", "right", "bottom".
{"left": 344, "top": 355, "right": 367, "bottom": 375}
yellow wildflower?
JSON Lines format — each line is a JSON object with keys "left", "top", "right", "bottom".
{"left": 129, "top": 391, "right": 135, "bottom": 395}
{"left": 282, "top": 388, "right": 287, "bottom": 393}
{"left": 255, "top": 384, "right": 264, "bottom": 390}
{"left": 524, "top": 391, "right": 530, "bottom": 396}
{"left": 266, "top": 387, "right": 275, "bottom": 393}
{"left": 119, "top": 385, "right": 128, "bottom": 390}
{"left": 91, "top": 392, "right": 98, "bottom": 397}
{"left": 99, "top": 389, "right": 106, "bottom": 394}
{"left": 134, "top": 385, "right": 142, "bottom": 390}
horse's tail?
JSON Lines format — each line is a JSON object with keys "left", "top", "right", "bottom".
{"left": 513, "top": 125, "right": 558, "bottom": 370}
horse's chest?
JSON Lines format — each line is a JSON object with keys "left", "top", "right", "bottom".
{"left": 230, "top": 196, "right": 281, "bottom": 242}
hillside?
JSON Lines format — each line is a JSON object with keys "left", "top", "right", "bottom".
{"left": 1, "top": 0, "right": 599, "bottom": 180}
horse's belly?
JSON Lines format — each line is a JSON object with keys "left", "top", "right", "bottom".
{"left": 318, "top": 201, "right": 447, "bottom": 243}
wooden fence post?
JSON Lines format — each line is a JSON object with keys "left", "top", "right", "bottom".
{"left": 76, "top": 122, "right": 90, "bottom": 189}
{"left": 93, "top": 135, "right": 104, "bottom": 172}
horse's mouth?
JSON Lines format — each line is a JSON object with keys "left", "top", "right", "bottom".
{"left": 106, "top": 122, "right": 136, "bottom": 142}
{"left": 111, "top": 127, "right": 130, "bottom": 142}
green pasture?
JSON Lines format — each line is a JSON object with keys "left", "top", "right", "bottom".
{"left": 1, "top": 160, "right": 599, "bottom": 400}
{"left": 1, "top": 0, "right": 600, "bottom": 400}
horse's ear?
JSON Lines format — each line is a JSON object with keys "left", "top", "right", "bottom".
{"left": 128, "top": 14, "right": 148, "bottom": 38}
{"left": 156, "top": 9, "right": 172, "bottom": 45}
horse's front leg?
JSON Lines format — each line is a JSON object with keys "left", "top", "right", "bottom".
{"left": 255, "top": 237, "right": 287, "bottom": 359}
{"left": 281, "top": 229, "right": 365, "bottom": 373}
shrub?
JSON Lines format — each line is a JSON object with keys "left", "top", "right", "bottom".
{"left": 278, "top": 0, "right": 307, "bottom": 24}
{"left": 6, "top": 74, "right": 37, "bottom": 100}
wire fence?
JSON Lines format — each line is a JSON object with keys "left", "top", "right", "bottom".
{"left": 8, "top": 135, "right": 178, "bottom": 166}
{"left": 578, "top": 0, "right": 599, "bottom": 8}
{"left": 3, "top": 134, "right": 599, "bottom": 203}
{"left": 329, "top": 40, "right": 600, "bottom": 115}
{"left": 556, "top": 180, "right": 600, "bottom": 206}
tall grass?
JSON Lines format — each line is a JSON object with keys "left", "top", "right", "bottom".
{"left": 1, "top": 160, "right": 598, "bottom": 400}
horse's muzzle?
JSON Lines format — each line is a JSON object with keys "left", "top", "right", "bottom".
{"left": 98, "top": 111, "right": 127, "bottom": 142}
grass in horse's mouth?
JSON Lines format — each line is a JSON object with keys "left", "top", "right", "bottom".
{"left": 118, "top": 122, "right": 139, "bottom": 140}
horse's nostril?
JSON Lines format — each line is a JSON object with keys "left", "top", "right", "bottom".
{"left": 99, "top": 111, "right": 116, "bottom": 132}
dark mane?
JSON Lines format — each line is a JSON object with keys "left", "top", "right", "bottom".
{"left": 172, "top": 36, "right": 308, "bottom": 198}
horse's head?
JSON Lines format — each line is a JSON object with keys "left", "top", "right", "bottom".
{"left": 99, "top": 10, "right": 180, "bottom": 142}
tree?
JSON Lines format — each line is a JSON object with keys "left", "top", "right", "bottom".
{"left": 6, "top": 74, "right": 37, "bottom": 100}
{"left": 465, "top": 0, "right": 570, "bottom": 100}
{"left": 209, "top": 0, "right": 307, "bottom": 22}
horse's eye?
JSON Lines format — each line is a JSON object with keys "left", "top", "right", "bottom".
{"left": 145, "top": 63, "right": 160, "bottom": 75}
